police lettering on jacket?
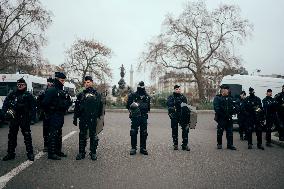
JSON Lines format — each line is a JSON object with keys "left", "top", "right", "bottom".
{"left": 74, "top": 87, "right": 103, "bottom": 120}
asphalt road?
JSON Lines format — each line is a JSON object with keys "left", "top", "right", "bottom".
{"left": 0, "top": 112, "right": 284, "bottom": 189}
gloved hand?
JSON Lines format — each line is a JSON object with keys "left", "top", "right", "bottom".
{"left": 73, "top": 119, "right": 77, "bottom": 126}
{"left": 4, "top": 110, "right": 14, "bottom": 120}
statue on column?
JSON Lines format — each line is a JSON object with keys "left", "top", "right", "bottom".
{"left": 118, "top": 64, "right": 126, "bottom": 90}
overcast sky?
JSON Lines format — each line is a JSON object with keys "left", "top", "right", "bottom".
{"left": 41, "top": 0, "right": 284, "bottom": 86}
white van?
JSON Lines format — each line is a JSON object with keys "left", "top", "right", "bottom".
{"left": 221, "top": 74, "right": 284, "bottom": 100}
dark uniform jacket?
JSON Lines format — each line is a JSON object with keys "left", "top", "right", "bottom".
{"left": 275, "top": 92, "right": 284, "bottom": 117}
{"left": 2, "top": 89, "right": 36, "bottom": 119}
{"left": 167, "top": 93, "right": 187, "bottom": 119}
{"left": 126, "top": 90, "right": 150, "bottom": 117}
{"left": 244, "top": 95, "right": 263, "bottom": 121}
{"left": 73, "top": 87, "right": 103, "bottom": 121}
{"left": 213, "top": 94, "right": 236, "bottom": 121}
{"left": 235, "top": 97, "right": 246, "bottom": 122}
{"left": 262, "top": 96, "right": 277, "bottom": 118}
{"left": 42, "top": 79, "right": 71, "bottom": 115}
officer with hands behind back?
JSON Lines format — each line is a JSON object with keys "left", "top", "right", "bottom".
{"left": 42, "top": 72, "right": 70, "bottom": 160}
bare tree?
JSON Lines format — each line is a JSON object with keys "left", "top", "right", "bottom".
{"left": 0, "top": 0, "right": 52, "bottom": 73}
{"left": 62, "top": 38, "right": 113, "bottom": 87}
{"left": 139, "top": 1, "right": 253, "bottom": 101}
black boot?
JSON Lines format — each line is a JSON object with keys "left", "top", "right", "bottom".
{"left": 2, "top": 153, "right": 15, "bottom": 161}
{"left": 90, "top": 135, "right": 99, "bottom": 159}
{"left": 130, "top": 148, "right": 136, "bottom": 155}
{"left": 130, "top": 129, "right": 137, "bottom": 154}
{"left": 90, "top": 153, "right": 97, "bottom": 161}
{"left": 56, "top": 130, "right": 67, "bottom": 157}
{"left": 57, "top": 152, "right": 67, "bottom": 157}
{"left": 257, "top": 144, "right": 265, "bottom": 150}
{"left": 227, "top": 145, "right": 237, "bottom": 150}
{"left": 217, "top": 144, "right": 222, "bottom": 149}
{"left": 173, "top": 145, "right": 178, "bottom": 150}
{"left": 266, "top": 143, "right": 273, "bottom": 147}
{"left": 181, "top": 126, "right": 189, "bottom": 150}
{"left": 140, "top": 130, "right": 148, "bottom": 153}
{"left": 140, "top": 148, "right": 148, "bottom": 155}
{"left": 48, "top": 154, "right": 61, "bottom": 160}
{"left": 248, "top": 144, "right": 253, "bottom": 149}
{"left": 23, "top": 131, "right": 34, "bottom": 160}
{"left": 48, "top": 131, "right": 61, "bottom": 160}
{"left": 78, "top": 128, "right": 87, "bottom": 159}
{"left": 76, "top": 153, "right": 85, "bottom": 160}
{"left": 182, "top": 145, "right": 190, "bottom": 151}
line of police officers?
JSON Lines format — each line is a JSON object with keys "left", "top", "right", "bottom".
{"left": 2, "top": 74, "right": 283, "bottom": 162}
{"left": 1, "top": 73, "right": 105, "bottom": 161}
{"left": 214, "top": 84, "right": 284, "bottom": 151}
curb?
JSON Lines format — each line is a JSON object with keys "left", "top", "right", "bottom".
{"left": 271, "top": 132, "right": 284, "bottom": 148}
{"left": 105, "top": 109, "right": 214, "bottom": 114}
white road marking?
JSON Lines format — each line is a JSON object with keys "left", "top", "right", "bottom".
{"left": 0, "top": 130, "right": 77, "bottom": 189}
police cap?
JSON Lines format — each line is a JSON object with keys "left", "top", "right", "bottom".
{"left": 17, "top": 78, "right": 26, "bottom": 84}
{"left": 55, "top": 72, "right": 66, "bottom": 79}
{"left": 138, "top": 81, "right": 145, "bottom": 87}
{"left": 267, "top": 89, "right": 272, "bottom": 92}
{"left": 84, "top": 76, "right": 93, "bottom": 81}
{"left": 174, "top": 85, "right": 180, "bottom": 89}
{"left": 220, "top": 84, "right": 229, "bottom": 89}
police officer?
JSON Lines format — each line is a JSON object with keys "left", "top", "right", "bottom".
{"left": 37, "top": 77, "right": 54, "bottom": 152}
{"left": 166, "top": 85, "right": 190, "bottom": 151}
{"left": 274, "top": 85, "right": 284, "bottom": 141}
{"left": 213, "top": 85, "right": 237, "bottom": 150}
{"left": 262, "top": 89, "right": 278, "bottom": 147}
{"left": 2, "top": 78, "right": 36, "bottom": 161}
{"left": 73, "top": 76, "right": 103, "bottom": 161}
{"left": 126, "top": 81, "right": 150, "bottom": 155}
{"left": 42, "top": 72, "right": 70, "bottom": 160}
{"left": 237, "top": 91, "right": 247, "bottom": 141}
{"left": 244, "top": 87, "right": 265, "bottom": 150}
